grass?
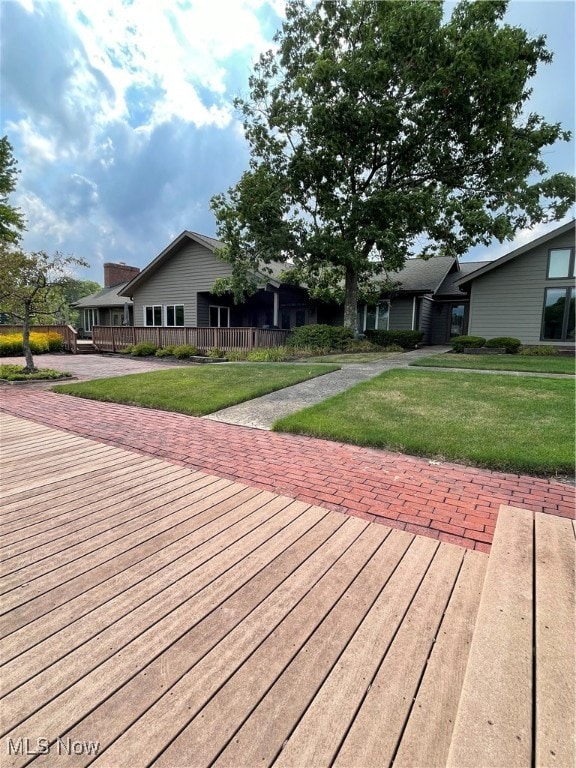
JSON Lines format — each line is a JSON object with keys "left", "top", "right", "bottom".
{"left": 273, "top": 370, "right": 575, "bottom": 475}
{"left": 52, "top": 363, "right": 339, "bottom": 416}
{"left": 300, "top": 352, "right": 402, "bottom": 363}
{"left": 411, "top": 353, "right": 575, "bottom": 374}
{"left": 0, "top": 364, "right": 72, "bottom": 381}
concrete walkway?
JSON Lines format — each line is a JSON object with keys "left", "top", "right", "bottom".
{"left": 206, "top": 346, "right": 451, "bottom": 429}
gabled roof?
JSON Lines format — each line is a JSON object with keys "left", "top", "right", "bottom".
{"left": 436, "top": 261, "right": 485, "bottom": 296}
{"left": 377, "top": 256, "right": 457, "bottom": 295}
{"left": 73, "top": 283, "right": 133, "bottom": 308}
{"left": 455, "top": 220, "right": 575, "bottom": 288}
{"left": 120, "top": 230, "right": 282, "bottom": 296}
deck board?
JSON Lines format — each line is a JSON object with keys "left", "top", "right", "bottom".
{"left": 4, "top": 413, "right": 567, "bottom": 768}
{"left": 534, "top": 511, "right": 575, "bottom": 768}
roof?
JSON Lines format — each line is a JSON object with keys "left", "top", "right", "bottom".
{"left": 73, "top": 283, "right": 133, "bottom": 308}
{"left": 436, "top": 261, "right": 485, "bottom": 296}
{"left": 455, "top": 220, "right": 576, "bottom": 288}
{"left": 379, "top": 256, "right": 456, "bottom": 295}
{"left": 120, "top": 230, "right": 282, "bottom": 296}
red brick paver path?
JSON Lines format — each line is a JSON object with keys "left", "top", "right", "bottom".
{"left": 1, "top": 389, "right": 574, "bottom": 552}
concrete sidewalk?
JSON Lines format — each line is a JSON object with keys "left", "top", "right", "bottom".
{"left": 206, "top": 346, "right": 450, "bottom": 429}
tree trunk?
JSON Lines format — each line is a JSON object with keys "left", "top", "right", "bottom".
{"left": 343, "top": 265, "right": 359, "bottom": 331}
{"left": 22, "top": 302, "right": 37, "bottom": 373}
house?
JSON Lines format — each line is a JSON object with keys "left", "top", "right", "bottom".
{"left": 74, "top": 262, "right": 140, "bottom": 336}
{"left": 117, "top": 221, "right": 575, "bottom": 347}
{"left": 119, "top": 231, "right": 316, "bottom": 331}
{"left": 455, "top": 220, "right": 575, "bottom": 347}
{"left": 119, "top": 229, "right": 483, "bottom": 343}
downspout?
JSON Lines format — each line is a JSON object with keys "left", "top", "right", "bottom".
{"left": 411, "top": 296, "right": 417, "bottom": 330}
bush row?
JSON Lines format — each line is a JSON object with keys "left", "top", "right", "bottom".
{"left": 0, "top": 332, "right": 64, "bottom": 356}
{"left": 451, "top": 336, "right": 560, "bottom": 355}
{"left": 364, "top": 329, "right": 424, "bottom": 349}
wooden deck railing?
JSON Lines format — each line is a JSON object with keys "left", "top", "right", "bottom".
{"left": 0, "top": 324, "right": 78, "bottom": 353}
{"left": 91, "top": 326, "right": 290, "bottom": 353}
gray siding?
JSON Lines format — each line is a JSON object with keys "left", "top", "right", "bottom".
{"left": 417, "top": 297, "right": 433, "bottom": 344}
{"left": 389, "top": 298, "right": 415, "bottom": 330}
{"left": 132, "top": 242, "right": 233, "bottom": 327}
{"left": 467, "top": 230, "right": 575, "bottom": 345}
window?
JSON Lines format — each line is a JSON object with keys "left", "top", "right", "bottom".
{"left": 547, "top": 248, "right": 574, "bottom": 279}
{"left": 209, "top": 305, "right": 230, "bottom": 327}
{"left": 166, "top": 305, "right": 184, "bottom": 326}
{"left": 144, "top": 305, "right": 162, "bottom": 326}
{"left": 357, "top": 302, "right": 389, "bottom": 332}
{"left": 542, "top": 288, "right": 575, "bottom": 341}
{"left": 295, "top": 310, "right": 306, "bottom": 327}
{"left": 450, "top": 304, "right": 466, "bottom": 337}
{"left": 84, "top": 308, "right": 98, "bottom": 332}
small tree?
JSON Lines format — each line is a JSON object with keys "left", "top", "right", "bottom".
{"left": 0, "top": 136, "right": 26, "bottom": 247}
{"left": 211, "top": 0, "right": 574, "bottom": 328}
{"left": 0, "top": 249, "right": 88, "bottom": 371}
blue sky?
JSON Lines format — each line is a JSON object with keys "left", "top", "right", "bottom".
{"left": 1, "top": 0, "right": 574, "bottom": 283}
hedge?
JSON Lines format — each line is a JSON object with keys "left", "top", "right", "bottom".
{"left": 286, "top": 324, "right": 354, "bottom": 350}
{"left": 451, "top": 335, "right": 486, "bottom": 353}
{"left": 0, "top": 331, "right": 64, "bottom": 356}
{"left": 364, "top": 329, "right": 424, "bottom": 349}
{"left": 485, "top": 337, "right": 522, "bottom": 354}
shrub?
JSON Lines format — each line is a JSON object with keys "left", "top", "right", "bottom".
{"left": 364, "top": 329, "right": 424, "bottom": 349}
{"left": 172, "top": 344, "right": 199, "bottom": 359}
{"left": 155, "top": 345, "right": 175, "bottom": 357}
{"left": 451, "top": 335, "right": 486, "bottom": 353}
{"left": 485, "top": 337, "right": 521, "bottom": 354}
{"left": 207, "top": 347, "right": 225, "bottom": 358}
{"left": 246, "top": 346, "right": 291, "bottom": 362}
{"left": 0, "top": 331, "right": 62, "bottom": 356}
{"left": 226, "top": 350, "right": 249, "bottom": 361}
{"left": 343, "top": 339, "right": 404, "bottom": 354}
{"left": 518, "top": 345, "right": 560, "bottom": 356}
{"left": 129, "top": 341, "right": 159, "bottom": 356}
{"left": 286, "top": 324, "right": 354, "bottom": 351}
{"left": 46, "top": 332, "right": 65, "bottom": 352}
{"left": 291, "top": 345, "right": 331, "bottom": 358}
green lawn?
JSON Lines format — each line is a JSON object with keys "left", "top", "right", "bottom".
{"left": 52, "top": 363, "right": 338, "bottom": 416}
{"left": 411, "top": 353, "right": 575, "bottom": 375}
{"left": 273, "top": 370, "right": 575, "bottom": 475}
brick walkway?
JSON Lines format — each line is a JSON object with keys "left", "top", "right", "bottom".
{"left": 1, "top": 389, "right": 573, "bottom": 552}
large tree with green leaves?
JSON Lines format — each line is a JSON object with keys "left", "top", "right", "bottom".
{"left": 0, "top": 249, "right": 88, "bottom": 371}
{"left": 211, "top": 0, "right": 574, "bottom": 328}
{"left": 0, "top": 136, "right": 26, "bottom": 247}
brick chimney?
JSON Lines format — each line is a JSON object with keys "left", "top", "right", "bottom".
{"left": 104, "top": 262, "right": 140, "bottom": 288}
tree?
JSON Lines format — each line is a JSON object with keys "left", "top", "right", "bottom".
{"left": 0, "top": 248, "right": 88, "bottom": 371}
{"left": 0, "top": 136, "right": 26, "bottom": 247}
{"left": 210, "top": 0, "right": 574, "bottom": 328}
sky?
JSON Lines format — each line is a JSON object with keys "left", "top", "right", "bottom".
{"left": 1, "top": 0, "right": 574, "bottom": 284}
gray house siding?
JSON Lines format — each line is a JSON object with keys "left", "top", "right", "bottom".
{"left": 132, "top": 242, "right": 233, "bottom": 327}
{"left": 389, "top": 298, "right": 414, "bottom": 331}
{"left": 417, "top": 297, "right": 434, "bottom": 344}
{"left": 467, "top": 229, "right": 575, "bottom": 345}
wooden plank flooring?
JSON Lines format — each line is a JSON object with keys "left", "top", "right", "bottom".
{"left": 2, "top": 412, "right": 491, "bottom": 768}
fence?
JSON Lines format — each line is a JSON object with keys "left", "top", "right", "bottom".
{"left": 92, "top": 326, "right": 291, "bottom": 353}
{"left": 0, "top": 324, "right": 78, "bottom": 353}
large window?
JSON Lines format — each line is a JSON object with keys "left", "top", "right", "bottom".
{"left": 541, "top": 288, "right": 575, "bottom": 341}
{"left": 144, "top": 305, "right": 162, "bottom": 326}
{"left": 209, "top": 305, "right": 230, "bottom": 327}
{"left": 357, "top": 302, "right": 389, "bottom": 333}
{"left": 166, "top": 305, "right": 184, "bottom": 326}
{"left": 547, "top": 248, "right": 574, "bottom": 279}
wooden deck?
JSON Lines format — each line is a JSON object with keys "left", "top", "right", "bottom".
{"left": 0, "top": 413, "right": 573, "bottom": 768}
